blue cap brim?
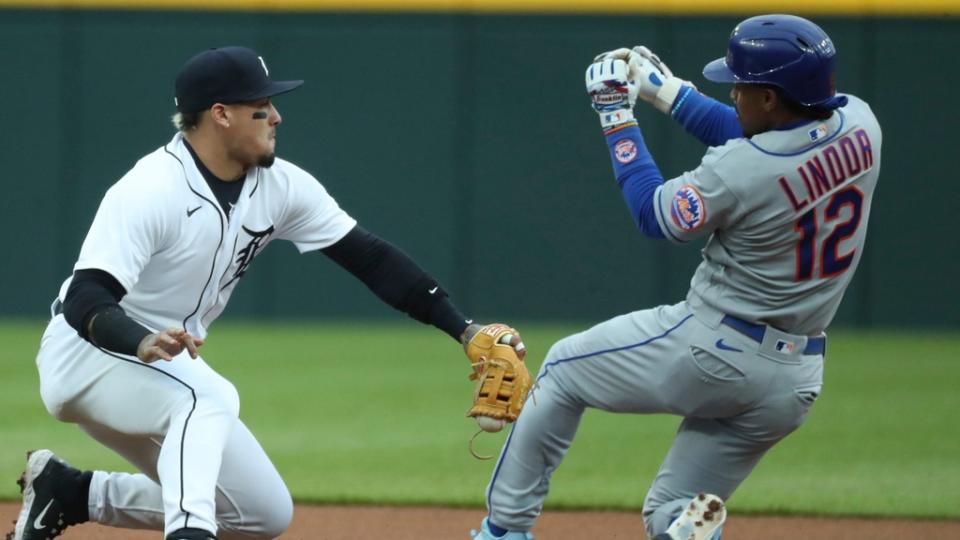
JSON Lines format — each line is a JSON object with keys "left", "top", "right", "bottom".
{"left": 702, "top": 57, "right": 738, "bottom": 83}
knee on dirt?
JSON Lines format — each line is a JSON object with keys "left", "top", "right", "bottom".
{"left": 220, "top": 488, "right": 293, "bottom": 539}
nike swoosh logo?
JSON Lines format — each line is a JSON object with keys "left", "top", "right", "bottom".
{"left": 186, "top": 206, "right": 202, "bottom": 217}
{"left": 33, "top": 499, "right": 54, "bottom": 530}
{"left": 428, "top": 286, "right": 439, "bottom": 294}
{"left": 715, "top": 339, "right": 743, "bottom": 353}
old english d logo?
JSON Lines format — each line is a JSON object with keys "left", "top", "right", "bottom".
{"left": 233, "top": 225, "right": 274, "bottom": 280}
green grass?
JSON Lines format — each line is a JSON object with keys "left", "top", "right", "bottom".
{"left": 1, "top": 320, "right": 958, "bottom": 518}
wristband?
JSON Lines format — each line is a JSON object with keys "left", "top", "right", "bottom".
{"left": 88, "top": 306, "right": 153, "bottom": 356}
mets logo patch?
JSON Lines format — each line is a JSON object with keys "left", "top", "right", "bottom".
{"left": 614, "top": 139, "right": 638, "bottom": 164}
{"left": 670, "top": 185, "right": 706, "bottom": 231}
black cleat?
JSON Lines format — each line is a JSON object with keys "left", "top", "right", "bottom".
{"left": 7, "top": 450, "right": 90, "bottom": 540}
{"left": 166, "top": 527, "right": 217, "bottom": 540}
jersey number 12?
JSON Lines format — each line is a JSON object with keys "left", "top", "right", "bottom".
{"left": 794, "top": 186, "right": 864, "bottom": 281}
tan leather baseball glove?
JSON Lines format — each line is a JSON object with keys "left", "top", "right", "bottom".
{"left": 462, "top": 324, "right": 532, "bottom": 425}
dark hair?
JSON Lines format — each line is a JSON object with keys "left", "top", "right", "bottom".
{"left": 765, "top": 84, "right": 833, "bottom": 120}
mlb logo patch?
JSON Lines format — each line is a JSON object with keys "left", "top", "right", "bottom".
{"left": 808, "top": 123, "right": 828, "bottom": 141}
{"left": 775, "top": 340, "right": 796, "bottom": 353}
{"left": 670, "top": 185, "right": 706, "bottom": 231}
{"left": 614, "top": 139, "right": 638, "bottom": 164}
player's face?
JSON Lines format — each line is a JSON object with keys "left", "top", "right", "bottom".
{"left": 225, "top": 98, "right": 282, "bottom": 169}
{"left": 731, "top": 84, "right": 772, "bottom": 137}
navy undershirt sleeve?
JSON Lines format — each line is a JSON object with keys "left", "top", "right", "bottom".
{"left": 63, "top": 269, "right": 152, "bottom": 355}
{"left": 322, "top": 225, "right": 470, "bottom": 341}
{"left": 670, "top": 86, "right": 744, "bottom": 147}
{"left": 605, "top": 124, "right": 666, "bottom": 239}
{"left": 63, "top": 269, "right": 126, "bottom": 336}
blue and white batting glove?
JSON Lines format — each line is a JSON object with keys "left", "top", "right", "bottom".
{"left": 595, "top": 46, "right": 692, "bottom": 115}
{"left": 585, "top": 58, "right": 639, "bottom": 129}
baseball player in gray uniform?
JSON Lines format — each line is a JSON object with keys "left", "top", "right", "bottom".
{"left": 469, "top": 14, "right": 881, "bottom": 540}
{"left": 9, "top": 46, "right": 522, "bottom": 540}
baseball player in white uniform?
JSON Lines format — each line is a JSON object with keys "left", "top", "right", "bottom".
{"left": 9, "top": 46, "right": 522, "bottom": 540}
{"left": 469, "top": 14, "right": 881, "bottom": 540}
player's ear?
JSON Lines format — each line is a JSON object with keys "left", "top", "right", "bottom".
{"left": 761, "top": 87, "right": 778, "bottom": 112}
{"left": 209, "top": 103, "right": 231, "bottom": 128}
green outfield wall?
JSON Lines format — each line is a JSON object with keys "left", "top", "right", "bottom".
{"left": 1, "top": 7, "right": 956, "bottom": 327}
{"left": 2, "top": 0, "right": 958, "bottom": 15}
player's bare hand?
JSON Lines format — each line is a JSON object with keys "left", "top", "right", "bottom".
{"left": 137, "top": 328, "right": 205, "bottom": 363}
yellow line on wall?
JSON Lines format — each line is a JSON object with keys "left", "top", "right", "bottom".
{"left": 1, "top": 0, "right": 957, "bottom": 15}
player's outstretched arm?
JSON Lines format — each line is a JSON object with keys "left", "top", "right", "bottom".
{"left": 323, "top": 227, "right": 530, "bottom": 440}
{"left": 596, "top": 46, "right": 743, "bottom": 147}
{"left": 321, "top": 224, "right": 472, "bottom": 341}
{"left": 322, "top": 226, "right": 526, "bottom": 352}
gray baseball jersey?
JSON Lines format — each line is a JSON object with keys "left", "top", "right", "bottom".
{"left": 480, "top": 94, "right": 882, "bottom": 538}
{"left": 655, "top": 95, "right": 880, "bottom": 335}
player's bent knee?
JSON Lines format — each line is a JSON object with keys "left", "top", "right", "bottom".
{"left": 194, "top": 380, "right": 241, "bottom": 420}
{"left": 41, "top": 393, "right": 70, "bottom": 422}
{"left": 40, "top": 384, "right": 82, "bottom": 423}
{"left": 219, "top": 493, "right": 292, "bottom": 540}
{"left": 217, "top": 380, "right": 241, "bottom": 418}
{"left": 543, "top": 336, "right": 576, "bottom": 364}
{"left": 260, "top": 492, "right": 294, "bottom": 538}
{"left": 238, "top": 490, "right": 293, "bottom": 539}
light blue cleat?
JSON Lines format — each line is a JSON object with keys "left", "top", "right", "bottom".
{"left": 469, "top": 517, "right": 533, "bottom": 539}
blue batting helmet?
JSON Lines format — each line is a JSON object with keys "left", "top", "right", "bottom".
{"left": 703, "top": 14, "right": 846, "bottom": 109}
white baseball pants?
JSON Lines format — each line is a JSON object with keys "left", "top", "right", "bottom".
{"left": 36, "top": 314, "right": 292, "bottom": 539}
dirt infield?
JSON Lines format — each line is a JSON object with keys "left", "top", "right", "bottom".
{"left": 3, "top": 503, "right": 959, "bottom": 539}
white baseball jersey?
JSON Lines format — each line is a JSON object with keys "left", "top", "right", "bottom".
{"left": 654, "top": 95, "right": 882, "bottom": 334}
{"left": 57, "top": 132, "right": 356, "bottom": 338}
{"left": 38, "top": 132, "right": 353, "bottom": 537}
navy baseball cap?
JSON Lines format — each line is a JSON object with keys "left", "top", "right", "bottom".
{"left": 174, "top": 46, "right": 303, "bottom": 113}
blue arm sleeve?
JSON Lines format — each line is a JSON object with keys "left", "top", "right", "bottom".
{"left": 671, "top": 86, "right": 743, "bottom": 147}
{"left": 605, "top": 124, "right": 665, "bottom": 239}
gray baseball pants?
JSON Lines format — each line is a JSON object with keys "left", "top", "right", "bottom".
{"left": 484, "top": 301, "right": 824, "bottom": 537}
